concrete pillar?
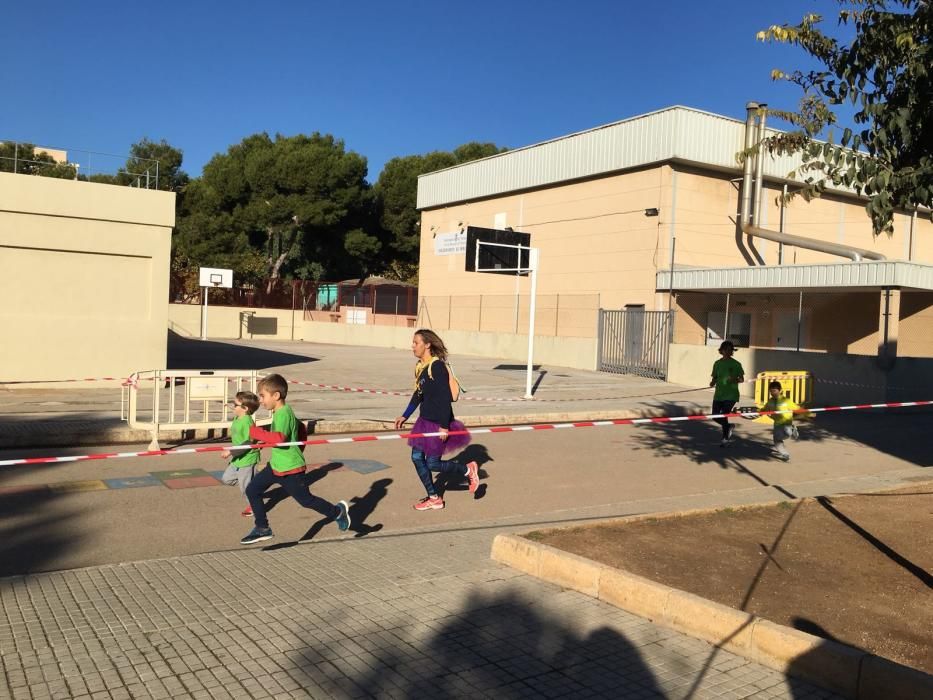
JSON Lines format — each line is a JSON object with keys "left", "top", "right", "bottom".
{"left": 878, "top": 288, "right": 901, "bottom": 359}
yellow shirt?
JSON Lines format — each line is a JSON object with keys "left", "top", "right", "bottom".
{"left": 764, "top": 397, "right": 805, "bottom": 426}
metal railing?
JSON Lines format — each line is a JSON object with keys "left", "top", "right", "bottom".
{"left": 0, "top": 140, "right": 161, "bottom": 189}
{"left": 122, "top": 369, "right": 263, "bottom": 449}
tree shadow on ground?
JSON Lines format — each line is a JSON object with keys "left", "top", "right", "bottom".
{"left": 166, "top": 330, "right": 318, "bottom": 370}
{"left": 630, "top": 401, "right": 931, "bottom": 482}
{"left": 0, "top": 486, "right": 84, "bottom": 576}
{"left": 296, "top": 589, "right": 669, "bottom": 698}
{"left": 628, "top": 402, "right": 799, "bottom": 499}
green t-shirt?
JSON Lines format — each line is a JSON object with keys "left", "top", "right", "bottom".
{"left": 230, "top": 414, "right": 259, "bottom": 468}
{"left": 269, "top": 404, "right": 305, "bottom": 473}
{"left": 711, "top": 357, "right": 744, "bottom": 402}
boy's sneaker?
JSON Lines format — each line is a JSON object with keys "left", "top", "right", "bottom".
{"left": 465, "top": 461, "right": 480, "bottom": 494}
{"left": 240, "top": 527, "right": 273, "bottom": 545}
{"left": 779, "top": 453, "right": 791, "bottom": 462}
{"left": 241, "top": 506, "right": 253, "bottom": 517}
{"left": 413, "top": 496, "right": 445, "bottom": 511}
{"left": 335, "top": 500, "right": 351, "bottom": 531}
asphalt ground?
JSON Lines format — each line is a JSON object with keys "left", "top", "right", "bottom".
{"left": 1, "top": 407, "right": 928, "bottom": 578}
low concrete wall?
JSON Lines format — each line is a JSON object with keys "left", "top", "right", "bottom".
{"left": 169, "top": 304, "right": 300, "bottom": 341}
{"left": 667, "top": 343, "right": 933, "bottom": 404}
{"left": 299, "top": 321, "right": 599, "bottom": 370}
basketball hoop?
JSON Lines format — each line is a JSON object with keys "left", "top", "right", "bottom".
{"left": 198, "top": 267, "right": 234, "bottom": 340}
{"left": 465, "top": 227, "right": 540, "bottom": 399}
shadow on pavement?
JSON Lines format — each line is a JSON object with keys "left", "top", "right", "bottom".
{"left": 0, "top": 484, "right": 83, "bottom": 577}
{"left": 348, "top": 477, "right": 390, "bottom": 538}
{"left": 629, "top": 401, "right": 932, "bottom": 470}
{"left": 297, "top": 589, "right": 667, "bottom": 698}
{"left": 167, "top": 331, "right": 318, "bottom": 370}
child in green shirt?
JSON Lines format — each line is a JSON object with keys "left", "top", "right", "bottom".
{"left": 709, "top": 341, "right": 745, "bottom": 447}
{"left": 220, "top": 391, "right": 261, "bottom": 517}
{"left": 240, "top": 373, "right": 351, "bottom": 545}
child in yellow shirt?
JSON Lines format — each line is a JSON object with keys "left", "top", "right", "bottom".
{"left": 763, "top": 380, "right": 808, "bottom": 462}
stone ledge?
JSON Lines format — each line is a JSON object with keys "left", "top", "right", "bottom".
{"left": 491, "top": 531, "right": 932, "bottom": 700}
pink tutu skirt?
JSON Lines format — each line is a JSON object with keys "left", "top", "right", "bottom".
{"left": 408, "top": 416, "right": 471, "bottom": 457}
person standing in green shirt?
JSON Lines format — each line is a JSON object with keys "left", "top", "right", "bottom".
{"left": 220, "top": 391, "right": 261, "bottom": 517}
{"left": 239, "top": 373, "right": 351, "bottom": 545}
{"left": 709, "top": 341, "right": 745, "bottom": 447}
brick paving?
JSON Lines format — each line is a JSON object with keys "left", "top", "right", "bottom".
{"left": 0, "top": 525, "right": 841, "bottom": 699}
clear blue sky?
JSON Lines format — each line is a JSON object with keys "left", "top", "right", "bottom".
{"left": 2, "top": 0, "right": 833, "bottom": 182}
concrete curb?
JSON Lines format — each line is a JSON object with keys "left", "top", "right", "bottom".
{"left": 491, "top": 532, "right": 933, "bottom": 700}
{"left": 0, "top": 406, "right": 703, "bottom": 449}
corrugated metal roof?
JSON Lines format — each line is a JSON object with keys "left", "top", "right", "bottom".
{"left": 416, "top": 106, "right": 809, "bottom": 209}
{"left": 656, "top": 261, "right": 933, "bottom": 292}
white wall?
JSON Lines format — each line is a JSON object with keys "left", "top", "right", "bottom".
{"left": 300, "top": 321, "right": 599, "bottom": 371}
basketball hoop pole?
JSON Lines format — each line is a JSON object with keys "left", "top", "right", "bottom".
{"left": 524, "top": 248, "right": 540, "bottom": 399}
{"left": 200, "top": 285, "right": 209, "bottom": 340}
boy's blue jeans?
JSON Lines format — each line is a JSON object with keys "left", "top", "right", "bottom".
{"left": 246, "top": 465, "right": 339, "bottom": 529}
{"left": 411, "top": 449, "right": 467, "bottom": 498}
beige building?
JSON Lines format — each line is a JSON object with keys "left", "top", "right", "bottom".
{"left": 415, "top": 106, "right": 933, "bottom": 394}
{"left": 0, "top": 172, "right": 175, "bottom": 385}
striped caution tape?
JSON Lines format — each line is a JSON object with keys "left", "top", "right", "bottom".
{"left": 1, "top": 399, "right": 930, "bottom": 468}
{"left": 283, "top": 378, "right": 526, "bottom": 403}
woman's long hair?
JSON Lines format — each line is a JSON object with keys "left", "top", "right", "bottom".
{"left": 415, "top": 329, "right": 448, "bottom": 361}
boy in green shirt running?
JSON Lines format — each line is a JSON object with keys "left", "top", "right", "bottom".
{"left": 220, "top": 391, "right": 261, "bottom": 517}
{"left": 709, "top": 341, "right": 745, "bottom": 447}
{"left": 240, "top": 373, "right": 351, "bottom": 545}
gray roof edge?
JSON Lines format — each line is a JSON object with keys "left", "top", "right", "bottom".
{"left": 416, "top": 105, "right": 714, "bottom": 182}
{"left": 656, "top": 261, "right": 933, "bottom": 292}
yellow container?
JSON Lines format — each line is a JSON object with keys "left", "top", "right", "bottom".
{"left": 754, "top": 370, "right": 813, "bottom": 424}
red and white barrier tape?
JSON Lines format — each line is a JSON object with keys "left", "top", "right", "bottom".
{"left": 2, "top": 371, "right": 925, "bottom": 403}
{"left": 283, "top": 378, "right": 526, "bottom": 403}
{"left": 0, "top": 376, "right": 139, "bottom": 387}
{"left": 1, "top": 399, "right": 930, "bottom": 468}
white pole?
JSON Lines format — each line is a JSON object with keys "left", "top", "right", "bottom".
{"left": 201, "top": 286, "right": 209, "bottom": 340}
{"left": 524, "top": 248, "right": 539, "bottom": 399}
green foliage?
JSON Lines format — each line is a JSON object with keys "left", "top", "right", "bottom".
{"left": 374, "top": 142, "right": 507, "bottom": 273}
{"left": 0, "top": 142, "right": 77, "bottom": 179}
{"left": 118, "top": 138, "right": 189, "bottom": 191}
{"left": 757, "top": 0, "right": 932, "bottom": 233}
{"left": 175, "top": 132, "right": 380, "bottom": 287}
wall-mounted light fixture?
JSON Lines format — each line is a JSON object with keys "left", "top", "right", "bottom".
{"left": 644, "top": 208, "right": 660, "bottom": 217}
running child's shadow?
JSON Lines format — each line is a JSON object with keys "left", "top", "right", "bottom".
{"left": 436, "top": 444, "right": 492, "bottom": 500}
{"left": 263, "top": 477, "right": 392, "bottom": 550}
{"left": 349, "top": 478, "right": 391, "bottom": 538}
{"left": 261, "top": 462, "right": 344, "bottom": 514}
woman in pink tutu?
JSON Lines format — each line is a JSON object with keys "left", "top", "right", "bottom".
{"left": 394, "top": 329, "right": 479, "bottom": 510}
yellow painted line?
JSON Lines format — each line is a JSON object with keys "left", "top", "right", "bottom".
{"left": 49, "top": 480, "right": 108, "bottom": 494}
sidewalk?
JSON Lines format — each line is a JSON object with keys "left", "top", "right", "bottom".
{"left": 0, "top": 337, "right": 715, "bottom": 448}
{"left": 0, "top": 477, "right": 866, "bottom": 700}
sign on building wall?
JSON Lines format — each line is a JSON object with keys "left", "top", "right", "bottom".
{"left": 433, "top": 230, "right": 467, "bottom": 256}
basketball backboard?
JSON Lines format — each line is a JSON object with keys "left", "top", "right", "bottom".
{"left": 465, "top": 227, "right": 531, "bottom": 275}
{"left": 198, "top": 267, "right": 233, "bottom": 288}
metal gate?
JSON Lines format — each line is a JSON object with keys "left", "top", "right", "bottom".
{"left": 597, "top": 309, "right": 673, "bottom": 379}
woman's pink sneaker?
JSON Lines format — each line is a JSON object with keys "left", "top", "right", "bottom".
{"left": 465, "top": 462, "right": 480, "bottom": 494}
{"left": 413, "top": 496, "right": 445, "bottom": 511}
